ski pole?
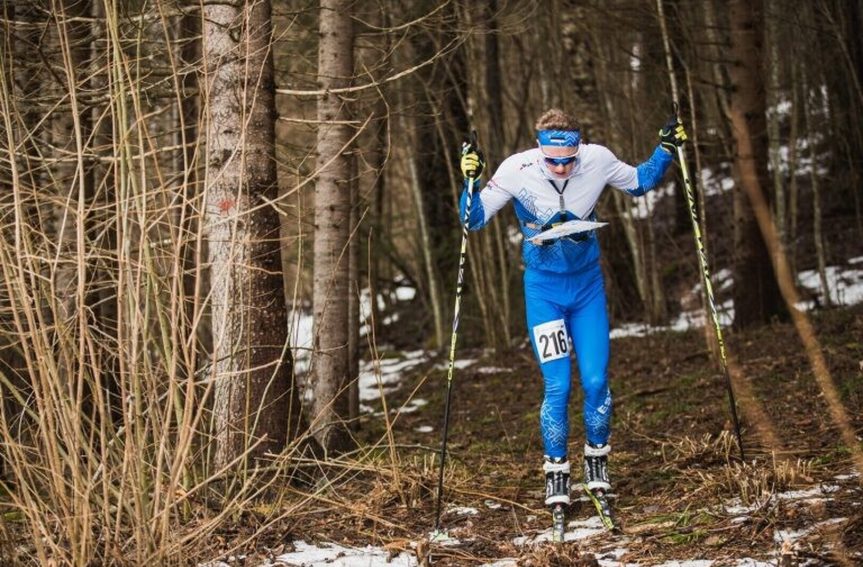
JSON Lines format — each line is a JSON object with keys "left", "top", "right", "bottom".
{"left": 433, "top": 131, "right": 478, "bottom": 533}
{"left": 672, "top": 104, "right": 746, "bottom": 462}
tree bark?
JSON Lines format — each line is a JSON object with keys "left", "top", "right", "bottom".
{"left": 765, "top": 0, "right": 786, "bottom": 251}
{"left": 727, "top": 0, "right": 786, "bottom": 328}
{"left": 310, "top": 0, "right": 355, "bottom": 453}
{"left": 203, "top": 0, "right": 296, "bottom": 470}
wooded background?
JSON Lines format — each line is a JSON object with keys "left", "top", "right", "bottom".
{"left": 0, "top": 0, "right": 861, "bottom": 564}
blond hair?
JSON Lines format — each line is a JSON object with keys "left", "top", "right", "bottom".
{"left": 535, "top": 108, "right": 579, "bottom": 131}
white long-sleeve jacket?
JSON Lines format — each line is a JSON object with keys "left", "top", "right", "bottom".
{"left": 459, "top": 143, "right": 672, "bottom": 273}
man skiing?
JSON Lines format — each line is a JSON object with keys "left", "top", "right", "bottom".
{"left": 457, "top": 108, "right": 686, "bottom": 534}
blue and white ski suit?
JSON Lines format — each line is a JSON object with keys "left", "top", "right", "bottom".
{"left": 459, "top": 143, "right": 673, "bottom": 459}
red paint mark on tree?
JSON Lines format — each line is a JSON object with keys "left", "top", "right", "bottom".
{"left": 218, "top": 198, "right": 235, "bottom": 214}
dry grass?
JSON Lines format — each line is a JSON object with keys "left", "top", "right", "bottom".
{"left": 0, "top": 4, "right": 316, "bottom": 565}
{"left": 657, "top": 432, "right": 819, "bottom": 506}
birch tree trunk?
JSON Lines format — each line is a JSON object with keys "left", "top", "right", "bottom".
{"left": 311, "top": 0, "right": 355, "bottom": 453}
{"left": 203, "top": 0, "right": 295, "bottom": 470}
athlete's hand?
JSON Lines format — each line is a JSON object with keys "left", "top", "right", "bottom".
{"left": 460, "top": 136, "right": 485, "bottom": 179}
{"left": 659, "top": 118, "right": 687, "bottom": 153}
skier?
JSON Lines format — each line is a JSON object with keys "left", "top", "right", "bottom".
{"left": 457, "top": 108, "right": 686, "bottom": 532}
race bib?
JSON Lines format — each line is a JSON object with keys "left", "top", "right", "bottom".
{"left": 533, "top": 319, "right": 569, "bottom": 363}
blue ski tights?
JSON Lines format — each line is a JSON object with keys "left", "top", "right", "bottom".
{"left": 524, "top": 263, "right": 611, "bottom": 459}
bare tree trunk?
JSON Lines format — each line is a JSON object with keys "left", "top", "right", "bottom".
{"left": 400, "top": 107, "right": 445, "bottom": 350}
{"left": 347, "top": 154, "right": 359, "bottom": 429}
{"left": 203, "top": 0, "right": 295, "bottom": 470}
{"left": 310, "top": 0, "right": 355, "bottom": 453}
{"left": 788, "top": 63, "right": 801, "bottom": 275}
{"left": 765, "top": 0, "right": 786, "bottom": 251}
{"left": 727, "top": 0, "right": 786, "bottom": 328}
{"left": 590, "top": 24, "right": 658, "bottom": 322}
{"left": 800, "top": 68, "right": 832, "bottom": 307}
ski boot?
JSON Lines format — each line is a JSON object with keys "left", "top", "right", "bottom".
{"left": 543, "top": 456, "right": 570, "bottom": 543}
{"left": 582, "top": 443, "right": 616, "bottom": 530}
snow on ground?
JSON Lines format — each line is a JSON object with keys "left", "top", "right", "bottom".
{"left": 475, "top": 366, "right": 509, "bottom": 374}
{"left": 796, "top": 262, "right": 863, "bottom": 308}
{"left": 270, "top": 260, "right": 863, "bottom": 566}
{"left": 512, "top": 515, "right": 606, "bottom": 546}
{"left": 263, "top": 540, "right": 417, "bottom": 567}
{"left": 358, "top": 350, "right": 430, "bottom": 415}
{"left": 290, "top": 284, "right": 419, "bottom": 375}
{"left": 291, "top": 284, "right": 433, "bottom": 412}
{"left": 433, "top": 358, "right": 476, "bottom": 371}
{"left": 610, "top": 260, "right": 863, "bottom": 339}
{"left": 359, "top": 351, "right": 428, "bottom": 403}
{"left": 247, "top": 471, "right": 859, "bottom": 566}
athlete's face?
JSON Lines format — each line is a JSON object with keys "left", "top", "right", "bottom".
{"left": 541, "top": 145, "right": 579, "bottom": 178}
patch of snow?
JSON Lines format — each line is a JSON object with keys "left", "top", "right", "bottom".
{"left": 630, "top": 43, "right": 642, "bottom": 72}
{"left": 395, "top": 286, "right": 416, "bottom": 302}
{"left": 596, "top": 547, "right": 628, "bottom": 564}
{"left": 776, "top": 484, "right": 839, "bottom": 501}
{"left": 834, "top": 472, "right": 860, "bottom": 481}
{"left": 392, "top": 398, "right": 428, "bottom": 415}
{"left": 382, "top": 313, "right": 400, "bottom": 326}
{"left": 476, "top": 367, "right": 508, "bottom": 374}
{"left": 271, "top": 540, "right": 417, "bottom": 567}
{"left": 609, "top": 322, "right": 653, "bottom": 339}
{"left": 692, "top": 268, "right": 733, "bottom": 294}
{"left": 774, "top": 517, "right": 847, "bottom": 545}
{"left": 700, "top": 167, "right": 734, "bottom": 197}
{"left": 432, "top": 536, "right": 462, "bottom": 547}
{"left": 769, "top": 98, "right": 793, "bottom": 118}
{"left": 630, "top": 181, "right": 674, "bottom": 220}
{"left": 358, "top": 352, "right": 430, "bottom": 406}
{"left": 724, "top": 502, "right": 757, "bottom": 516}
{"left": 612, "top": 261, "right": 862, "bottom": 338}
{"left": 413, "top": 425, "right": 433, "bottom": 433}
{"left": 447, "top": 506, "right": 479, "bottom": 516}
{"left": 434, "top": 358, "right": 476, "bottom": 371}
{"left": 484, "top": 499, "right": 502, "bottom": 510}
{"left": 512, "top": 515, "right": 605, "bottom": 546}
{"left": 288, "top": 309, "right": 315, "bottom": 375}
{"left": 774, "top": 527, "right": 810, "bottom": 543}
{"left": 798, "top": 265, "right": 863, "bottom": 307}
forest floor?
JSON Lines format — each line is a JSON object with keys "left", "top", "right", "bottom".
{"left": 218, "top": 302, "right": 863, "bottom": 566}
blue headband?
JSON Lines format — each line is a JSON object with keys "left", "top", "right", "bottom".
{"left": 537, "top": 129, "right": 581, "bottom": 147}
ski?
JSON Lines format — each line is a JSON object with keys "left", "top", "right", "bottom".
{"left": 551, "top": 503, "right": 566, "bottom": 543}
{"left": 582, "top": 484, "right": 616, "bottom": 531}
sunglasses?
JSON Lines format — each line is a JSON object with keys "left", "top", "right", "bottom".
{"left": 544, "top": 155, "right": 577, "bottom": 167}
